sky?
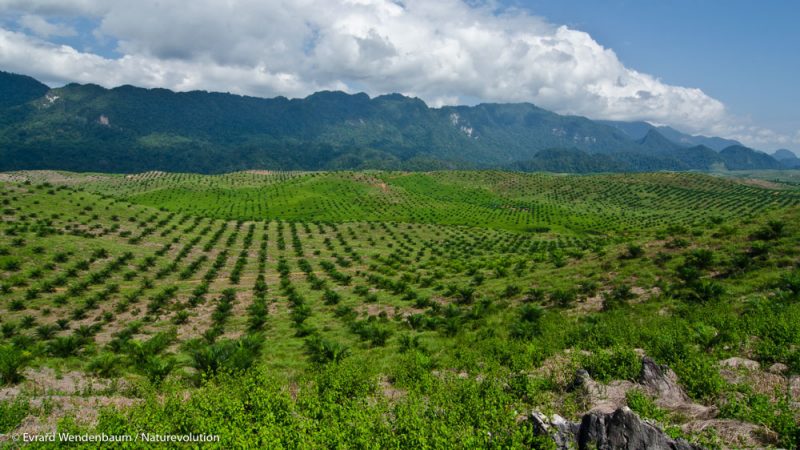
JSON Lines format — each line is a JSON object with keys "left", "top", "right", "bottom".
{"left": 0, "top": 0, "right": 797, "bottom": 152}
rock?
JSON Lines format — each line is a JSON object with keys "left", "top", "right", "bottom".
{"left": 791, "top": 375, "right": 800, "bottom": 403}
{"left": 529, "top": 407, "right": 700, "bottom": 450}
{"left": 569, "top": 369, "right": 635, "bottom": 414}
{"left": 530, "top": 412, "right": 579, "bottom": 449}
{"left": 639, "top": 357, "right": 716, "bottom": 420}
{"left": 640, "top": 357, "right": 688, "bottom": 405}
{"left": 719, "top": 357, "right": 760, "bottom": 371}
{"left": 768, "top": 362, "right": 788, "bottom": 374}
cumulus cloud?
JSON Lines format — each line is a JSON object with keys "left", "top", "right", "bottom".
{"left": 0, "top": 0, "right": 785, "bottom": 145}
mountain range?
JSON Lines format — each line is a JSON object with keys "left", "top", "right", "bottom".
{"left": 0, "top": 70, "right": 794, "bottom": 173}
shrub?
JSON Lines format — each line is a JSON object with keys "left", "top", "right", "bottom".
{"left": 305, "top": 335, "right": 350, "bottom": 365}
{"left": 247, "top": 300, "right": 268, "bottom": 331}
{"left": 172, "top": 310, "right": 190, "bottom": 325}
{"left": 323, "top": 289, "right": 341, "bottom": 305}
{"left": 550, "top": 288, "right": 576, "bottom": 308}
{"left": 88, "top": 352, "right": 122, "bottom": 378}
{"left": 0, "top": 345, "right": 30, "bottom": 385}
{"left": 350, "top": 319, "right": 393, "bottom": 347}
{"left": 581, "top": 347, "right": 641, "bottom": 383}
{"left": 48, "top": 335, "right": 85, "bottom": 357}
{"left": 189, "top": 334, "right": 264, "bottom": 376}
{"left": 719, "top": 391, "right": 799, "bottom": 449}
{"left": 684, "top": 249, "right": 715, "bottom": 270}
{"left": 602, "top": 284, "right": 637, "bottom": 310}
{"left": 141, "top": 355, "right": 175, "bottom": 385}
{"left": 750, "top": 219, "right": 785, "bottom": 241}
{"left": 510, "top": 304, "right": 544, "bottom": 340}
{"left": 673, "top": 354, "right": 725, "bottom": 402}
{"left": 626, "top": 389, "right": 667, "bottom": 422}
{"left": 503, "top": 284, "right": 521, "bottom": 298}
{"left": 35, "top": 324, "right": 58, "bottom": 340}
{"left": 621, "top": 244, "right": 644, "bottom": 259}
{"left": 0, "top": 396, "right": 30, "bottom": 433}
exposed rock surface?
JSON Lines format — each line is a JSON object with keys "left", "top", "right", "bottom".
{"left": 719, "top": 357, "right": 760, "bottom": 371}
{"left": 570, "top": 357, "right": 715, "bottom": 421}
{"left": 768, "top": 362, "right": 788, "bottom": 374}
{"left": 791, "top": 375, "right": 800, "bottom": 407}
{"left": 640, "top": 357, "right": 715, "bottom": 420}
{"left": 530, "top": 407, "right": 699, "bottom": 450}
{"left": 570, "top": 369, "right": 636, "bottom": 414}
{"left": 640, "top": 357, "right": 689, "bottom": 405}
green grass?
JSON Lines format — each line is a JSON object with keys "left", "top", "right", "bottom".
{"left": 0, "top": 169, "right": 799, "bottom": 448}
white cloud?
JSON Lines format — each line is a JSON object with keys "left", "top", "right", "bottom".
{"left": 18, "top": 14, "right": 76, "bottom": 38}
{"left": 0, "top": 0, "right": 108, "bottom": 17}
{"left": 0, "top": 0, "right": 785, "bottom": 147}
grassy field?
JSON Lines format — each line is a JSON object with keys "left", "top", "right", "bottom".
{"left": 1, "top": 170, "right": 799, "bottom": 448}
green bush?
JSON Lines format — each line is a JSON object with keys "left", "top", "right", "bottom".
{"left": 0, "top": 396, "right": 30, "bottom": 433}
{"left": 141, "top": 355, "right": 175, "bottom": 385}
{"left": 626, "top": 389, "right": 667, "bottom": 422}
{"left": 581, "top": 347, "right": 641, "bottom": 382}
{"left": 305, "top": 335, "right": 350, "bottom": 365}
{"left": 0, "top": 345, "right": 30, "bottom": 385}
{"left": 719, "top": 390, "right": 799, "bottom": 449}
{"left": 189, "top": 334, "right": 264, "bottom": 376}
{"left": 674, "top": 355, "right": 725, "bottom": 401}
{"left": 87, "top": 352, "right": 123, "bottom": 378}
{"left": 510, "top": 304, "right": 544, "bottom": 340}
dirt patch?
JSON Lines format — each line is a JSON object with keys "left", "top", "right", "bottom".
{"left": 574, "top": 294, "right": 604, "bottom": 313}
{"left": 378, "top": 377, "right": 406, "bottom": 400}
{"left": 530, "top": 351, "right": 583, "bottom": 389}
{"left": 0, "top": 367, "right": 140, "bottom": 439}
{"left": 4, "top": 367, "right": 123, "bottom": 396}
{"left": 682, "top": 419, "right": 775, "bottom": 448}
{"left": 718, "top": 358, "right": 790, "bottom": 401}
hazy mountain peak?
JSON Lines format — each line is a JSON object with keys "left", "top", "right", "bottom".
{"left": 773, "top": 148, "right": 799, "bottom": 160}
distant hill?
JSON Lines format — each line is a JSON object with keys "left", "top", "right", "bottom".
{"left": 599, "top": 120, "right": 742, "bottom": 151}
{"left": 773, "top": 149, "right": 800, "bottom": 169}
{"left": 636, "top": 129, "right": 683, "bottom": 155}
{"left": 0, "top": 71, "right": 783, "bottom": 174}
{"left": 720, "top": 145, "right": 783, "bottom": 170}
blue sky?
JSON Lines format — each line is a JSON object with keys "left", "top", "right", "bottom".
{"left": 511, "top": 0, "right": 799, "bottom": 149}
{"left": 0, "top": 0, "right": 797, "bottom": 151}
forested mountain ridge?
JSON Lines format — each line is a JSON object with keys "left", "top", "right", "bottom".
{"left": 0, "top": 71, "right": 785, "bottom": 173}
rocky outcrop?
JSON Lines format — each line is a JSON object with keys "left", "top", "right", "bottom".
{"left": 640, "top": 357, "right": 688, "bottom": 405}
{"left": 526, "top": 354, "right": 786, "bottom": 448}
{"left": 569, "top": 356, "right": 715, "bottom": 421}
{"left": 529, "top": 407, "right": 700, "bottom": 450}
{"left": 640, "top": 357, "right": 715, "bottom": 420}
